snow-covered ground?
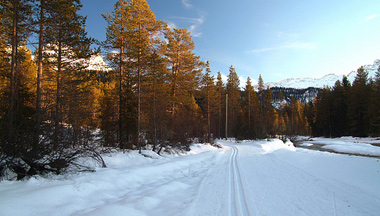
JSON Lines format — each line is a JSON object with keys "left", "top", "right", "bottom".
{"left": 299, "top": 136, "right": 380, "bottom": 157}
{"left": 1, "top": 139, "right": 379, "bottom": 216}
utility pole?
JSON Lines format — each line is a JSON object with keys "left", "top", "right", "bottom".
{"left": 225, "top": 94, "right": 228, "bottom": 140}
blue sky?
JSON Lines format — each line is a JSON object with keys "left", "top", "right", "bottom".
{"left": 80, "top": 0, "right": 380, "bottom": 85}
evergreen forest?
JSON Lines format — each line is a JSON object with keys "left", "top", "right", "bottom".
{"left": 1, "top": 0, "right": 380, "bottom": 179}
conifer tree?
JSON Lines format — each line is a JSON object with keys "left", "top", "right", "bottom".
{"left": 262, "top": 87, "right": 275, "bottom": 136}
{"left": 0, "top": 0, "right": 33, "bottom": 147}
{"left": 216, "top": 71, "right": 224, "bottom": 138}
{"left": 165, "top": 28, "right": 203, "bottom": 145}
{"left": 200, "top": 61, "right": 217, "bottom": 143}
{"left": 99, "top": 81, "right": 118, "bottom": 147}
{"left": 242, "top": 77, "right": 259, "bottom": 138}
{"left": 34, "top": 0, "right": 45, "bottom": 146}
{"left": 370, "top": 66, "right": 380, "bottom": 135}
{"left": 314, "top": 87, "right": 332, "bottom": 136}
{"left": 226, "top": 65, "right": 240, "bottom": 138}
{"left": 331, "top": 80, "right": 348, "bottom": 136}
{"left": 103, "top": 0, "right": 131, "bottom": 148}
{"left": 258, "top": 74, "right": 264, "bottom": 92}
{"left": 124, "top": 0, "right": 160, "bottom": 152}
{"left": 144, "top": 51, "right": 169, "bottom": 151}
{"left": 348, "top": 67, "right": 371, "bottom": 137}
{"left": 32, "top": 0, "right": 99, "bottom": 174}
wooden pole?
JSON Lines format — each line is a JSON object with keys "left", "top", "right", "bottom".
{"left": 225, "top": 94, "right": 228, "bottom": 140}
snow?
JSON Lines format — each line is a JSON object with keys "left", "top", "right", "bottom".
{"left": 301, "top": 137, "right": 380, "bottom": 157}
{"left": 262, "top": 59, "right": 379, "bottom": 89}
{"left": 85, "top": 54, "right": 112, "bottom": 72}
{"left": 1, "top": 139, "right": 380, "bottom": 216}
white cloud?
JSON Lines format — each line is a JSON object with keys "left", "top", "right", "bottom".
{"left": 181, "top": 0, "right": 192, "bottom": 9}
{"left": 239, "top": 76, "right": 247, "bottom": 89}
{"left": 188, "top": 15, "right": 205, "bottom": 37}
{"left": 247, "top": 42, "right": 316, "bottom": 54}
{"left": 169, "top": 14, "right": 205, "bottom": 37}
{"left": 217, "top": 73, "right": 257, "bottom": 89}
{"left": 221, "top": 73, "right": 228, "bottom": 83}
{"left": 167, "top": 21, "right": 177, "bottom": 30}
{"left": 364, "top": 14, "right": 380, "bottom": 23}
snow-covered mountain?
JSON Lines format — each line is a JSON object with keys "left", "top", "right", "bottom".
{"left": 263, "top": 59, "right": 380, "bottom": 89}
{"left": 85, "top": 54, "right": 112, "bottom": 72}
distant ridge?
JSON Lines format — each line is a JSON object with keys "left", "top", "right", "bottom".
{"left": 261, "top": 59, "right": 380, "bottom": 89}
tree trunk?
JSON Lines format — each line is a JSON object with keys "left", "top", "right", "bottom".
{"left": 119, "top": 40, "right": 124, "bottom": 148}
{"left": 207, "top": 85, "right": 210, "bottom": 143}
{"left": 137, "top": 22, "right": 141, "bottom": 153}
{"left": 36, "top": 0, "right": 44, "bottom": 145}
{"left": 55, "top": 39, "right": 62, "bottom": 144}
{"left": 248, "top": 90, "right": 251, "bottom": 130}
{"left": 152, "top": 72, "right": 157, "bottom": 152}
{"left": 9, "top": 0, "right": 18, "bottom": 141}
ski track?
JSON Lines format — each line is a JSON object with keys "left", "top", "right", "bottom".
{"left": 228, "top": 146, "right": 250, "bottom": 216}
{"left": 2, "top": 140, "right": 380, "bottom": 216}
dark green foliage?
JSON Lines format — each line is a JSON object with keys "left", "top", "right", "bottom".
{"left": 370, "top": 67, "right": 380, "bottom": 136}
{"left": 348, "top": 67, "right": 371, "bottom": 137}
{"left": 311, "top": 67, "right": 379, "bottom": 138}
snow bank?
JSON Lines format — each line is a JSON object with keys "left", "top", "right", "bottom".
{"left": 259, "top": 139, "right": 296, "bottom": 154}
{"left": 303, "top": 137, "right": 380, "bottom": 157}
{"left": 0, "top": 144, "right": 222, "bottom": 216}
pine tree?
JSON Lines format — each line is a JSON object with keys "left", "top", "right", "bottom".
{"left": 0, "top": 0, "right": 33, "bottom": 147}
{"left": 144, "top": 51, "right": 169, "bottom": 152}
{"left": 314, "top": 87, "right": 332, "bottom": 136}
{"left": 370, "top": 66, "right": 380, "bottom": 136}
{"left": 226, "top": 65, "right": 240, "bottom": 138}
{"left": 124, "top": 0, "right": 161, "bottom": 152}
{"left": 165, "top": 28, "right": 203, "bottom": 145}
{"left": 216, "top": 71, "right": 224, "bottom": 138}
{"left": 44, "top": 0, "right": 93, "bottom": 146}
{"left": 34, "top": 0, "right": 45, "bottom": 146}
{"left": 262, "top": 87, "right": 275, "bottom": 137}
{"left": 199, "top": 61, "right": 218, "bottom": 143}
{"left": 258, "top": 74, "right": 264, "bottom": 92}
{"left": 256, "top": 74, "right": 266, "bottom": 138}
{"left": 242, "top": 77, "right": 259, "bottom": 139}
{"left": 103, "top": 0, "right": 133, "bottom": 149}
{"left": 348, "top": 67, "right": 371, "bottom": 137}
{"left": 331, "top": 80, "right": 348, "bottom": 136}
{"left": 99, "top": 81, "right": 118, "bottom": 147}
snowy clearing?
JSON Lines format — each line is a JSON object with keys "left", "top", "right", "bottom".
{"left": 1, "top": 139, "right": 380, "bottom": 216}
{"left": 299, "top": 137, "right": 380, "bottom": 157}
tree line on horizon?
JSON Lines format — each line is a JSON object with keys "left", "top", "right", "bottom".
{"left": 1, "top": 0, "right": 379, "bottom": 179}
{"left": 310, "top": 67, "right": 380, "bottom": 138}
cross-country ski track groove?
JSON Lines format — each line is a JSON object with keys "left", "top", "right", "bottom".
{"left": 228, "top": 145, "right": 251, "bottom": 216}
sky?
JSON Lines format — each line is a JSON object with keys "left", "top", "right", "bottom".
{"left": 80, "top": 0, "right": 380, "bottom": 85}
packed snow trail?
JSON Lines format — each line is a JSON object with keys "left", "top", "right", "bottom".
{"left": 1, "top": 139, "right": 380, "bottom": 216}
{"left": 228, "top": 146, "right": 250, "bottom": 216}
{"left": 185, "top": 139, "right": 380, "bottom": 216}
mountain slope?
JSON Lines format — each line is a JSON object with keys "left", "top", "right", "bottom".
{"left": 264, "top": 59, "right": 380, "bottom": 89}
